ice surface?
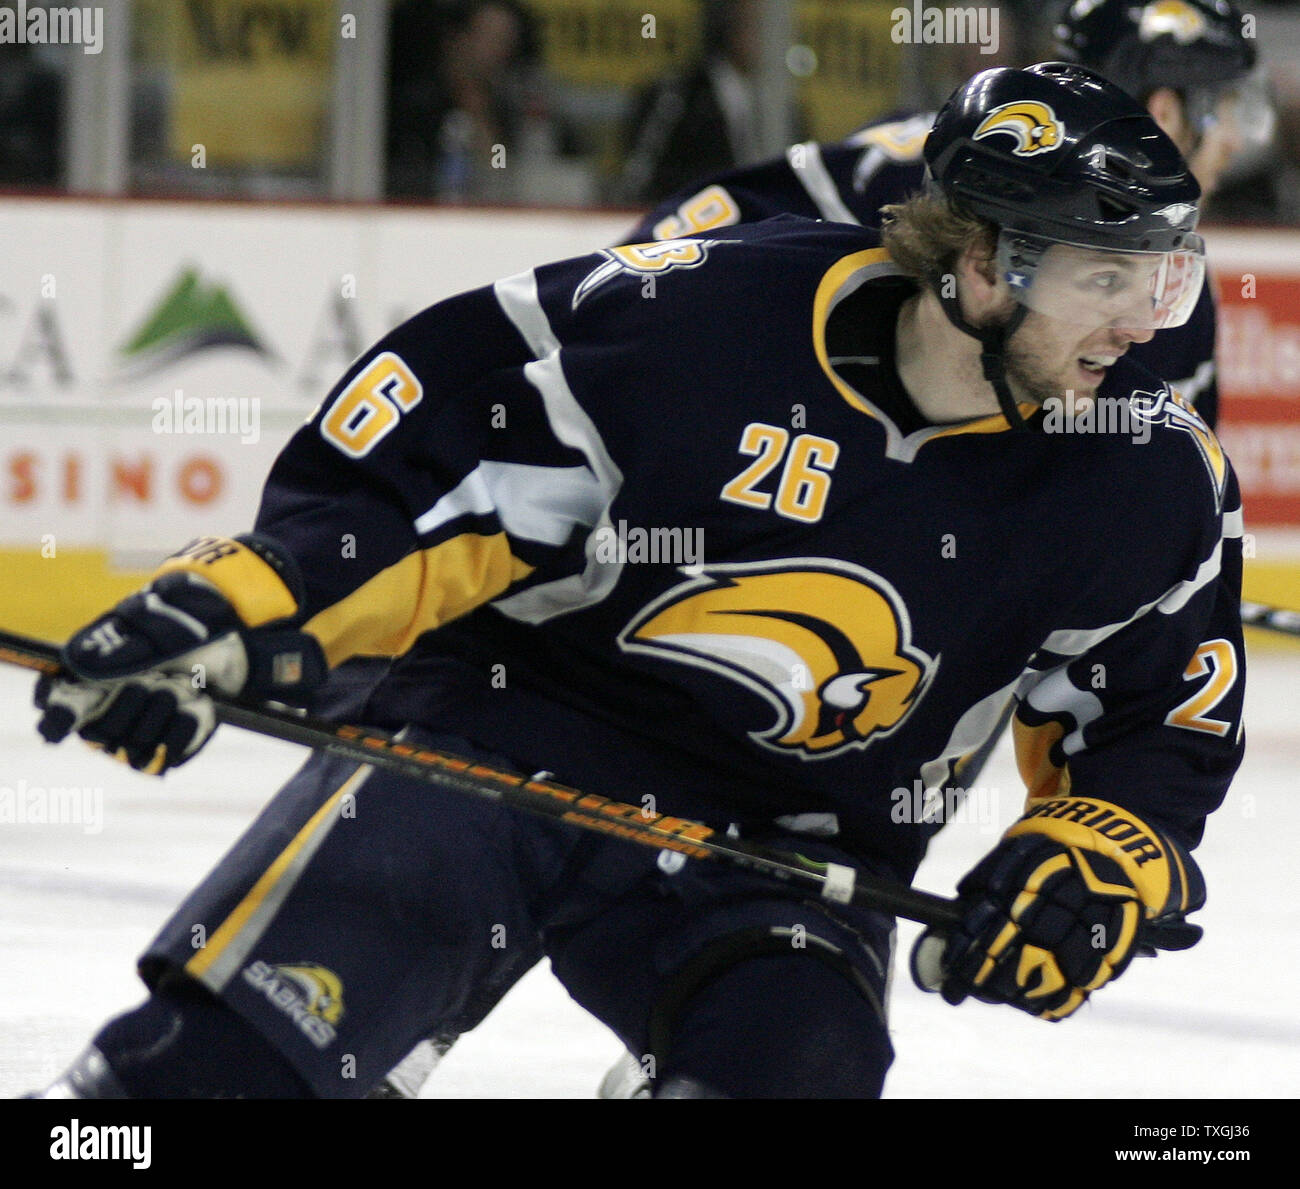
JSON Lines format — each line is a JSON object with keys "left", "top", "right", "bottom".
{"left": 1, "top": 648, "right": 1297, "bottom": 1099}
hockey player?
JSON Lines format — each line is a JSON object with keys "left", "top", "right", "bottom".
{"left": 624, "top": 0, "right": 1259, "bottom": 429}
{"left": 32, "top": 62, "right": 1243, "bottom": 1099}
{"left": 322, "top": 0, "right": 1265, "bottom": 1100}
{"left": 400, "top": 0, "right": 1264, "bottom": 1100}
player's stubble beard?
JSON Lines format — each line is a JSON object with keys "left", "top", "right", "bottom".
{"left": 997, "top": 307, "right": 1094, "bottom": 410}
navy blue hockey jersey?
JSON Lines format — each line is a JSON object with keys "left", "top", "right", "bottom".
{"left": 628, "top": 113, "right": 1221, "bottom": 427}
{"left": 254, "top": 218, "right": 1244, "bottom": 883}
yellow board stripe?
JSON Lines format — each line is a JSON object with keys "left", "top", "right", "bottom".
{"left": 1241, "top": 563, "right": 1300, "bottom": 654}
{"left": 303, "top": 532, "right": 534, "bottom": 667}
{"left": 185, "top": 764, "right": 371, "bottom": 985}
{"left": 0, "top": 548, "right": 151, "bottom": 640}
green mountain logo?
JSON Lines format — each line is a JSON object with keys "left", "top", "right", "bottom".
{"left": 117, "top": 267, "right": 274, "bottom": 377}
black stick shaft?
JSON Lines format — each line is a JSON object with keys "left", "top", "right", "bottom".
{"left": 0, "top": 627, "right": 963, "bottom": 929}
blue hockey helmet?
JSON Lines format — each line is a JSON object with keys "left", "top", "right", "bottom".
{"left": 921, "top": 62, "right": 1206, "bottom": 427}
{"left": 924, "top": 62, "right": 1204, "bottom": 332}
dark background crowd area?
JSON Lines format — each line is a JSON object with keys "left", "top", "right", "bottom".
{"left": 1, "top": 0, "right": 1298, "bottom": 223}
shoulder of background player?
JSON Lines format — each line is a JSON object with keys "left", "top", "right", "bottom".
{"left": 823, "top": 112, "right": 934, "bottom": 227}
{"left": 1123, "top": 280, "right": 1218, "bottom": 395}
{"left": 536, "top": 215, "right": 884, "bottom": 334}
{"left": 515, "top": 220, "right": 891, "bottom": 433}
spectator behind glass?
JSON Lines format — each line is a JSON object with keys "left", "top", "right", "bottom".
{"left": 1211, "top": 79, "right": 1299, "bottom": 225}
{"left": 616, "top": 0, "right": 785, "bottom": 206}
{"left": 0, "top": 42, "right": 64, "bottom": 187}
{"left": 386, "top": 0, "right": 559, "bottom": 202}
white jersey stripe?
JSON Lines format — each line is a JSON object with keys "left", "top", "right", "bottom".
{"left": 414, "top": 461, "right": 606, "bottom": 547}
{"left": 491, "top": 270, "right": 625, "bottom": 623}
{"left": 494, "top": 268, "right": 560, "bottom": 357}
{"left": 788, "top": 141, "right": 861, "bottom": 225}
{"left": 1041, "top": 539, "right": 1222, "bottom": 657}
{"left": 924, "top": 507, "right": 1237, "bottom": 775}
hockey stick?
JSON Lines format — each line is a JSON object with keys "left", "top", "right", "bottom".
{"left": 0, "top": 628, "right": 962, "bottom": 931}
{"left": 1240, "top": 600, "right": 1300, "bottom": 639}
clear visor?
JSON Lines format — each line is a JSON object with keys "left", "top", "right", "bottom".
{"left": 997, "top": 233, "right": 1206, "bottom": 331}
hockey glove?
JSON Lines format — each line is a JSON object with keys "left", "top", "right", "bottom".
{"left": 35, "top": 535, "right": 326, "bottom": 774}
{"left": 910, "top": 797, "right": 1205, "bottom": 1021}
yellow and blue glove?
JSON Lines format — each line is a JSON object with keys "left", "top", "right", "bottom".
{"left": 35, "top": 535, "right": 326, "bottom": 774}
{"left": 911, "top": 797, "right": 1205, "bottom": 1020}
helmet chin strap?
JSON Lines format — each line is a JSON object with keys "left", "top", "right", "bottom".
{"left": 934, "top": 279, "right": 1033, "bottom": 432}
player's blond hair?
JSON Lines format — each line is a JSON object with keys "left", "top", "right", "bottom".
{"left": 880, "top": 192, "right": 998, "bottom": 288}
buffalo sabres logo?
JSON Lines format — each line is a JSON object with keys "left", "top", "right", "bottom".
{"left": 973, "top": 101, "right": 1062, "bottom": 157}
{"left": 1130, "top": 386, "right": 1228, "bottom": 510}
{"left": 274, "top": 963, "right": 345, "bottom": 1024}
{"left": 1140, "top": 1, "right": 1207, "bottom": 45}
{"left": 620, "top": 560, "right": 935, "bottom": 760}
{"left": 572, "top": 239, "right": 734, "bottom": 310}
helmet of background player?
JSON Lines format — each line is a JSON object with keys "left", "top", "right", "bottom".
{"left": 924, "top": 61, "right": 1204, "bottom": 334}
{"left": 1055, "top": 0, "right": 1255, "bottom": 100}
{"left": 1054, "top": 0, "right": 1267, "bottom": 189}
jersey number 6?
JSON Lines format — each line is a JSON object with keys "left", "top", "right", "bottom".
{"left": 320, "top": 352, "right": 424, "bottom": 459}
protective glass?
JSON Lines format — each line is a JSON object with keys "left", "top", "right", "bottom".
{"left": 997, "top": 233, "right": 1206, "bottom": 331}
